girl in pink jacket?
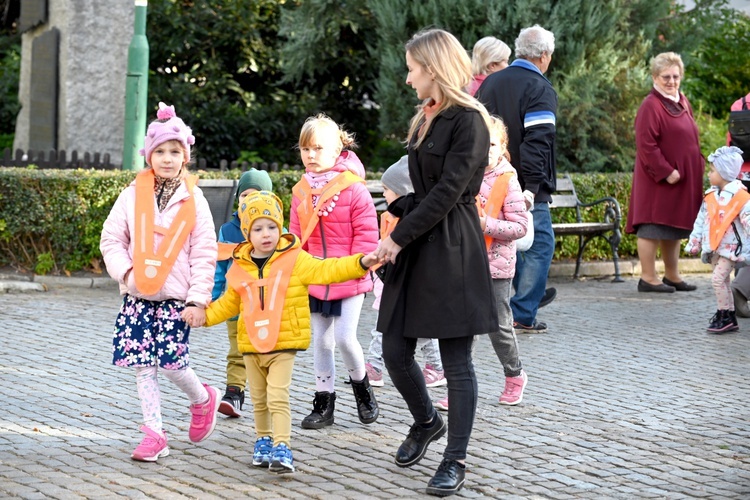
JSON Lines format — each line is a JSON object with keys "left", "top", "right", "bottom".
{"left": 476, "top": 117, "right": 529, "bottom": 405}
{"left": 290, "top": 114, "right": 380, "bottom": 429}
{"left": 99, "top": 103, "right": 220, "bottom": 463}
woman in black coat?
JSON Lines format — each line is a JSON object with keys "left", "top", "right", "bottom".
{"left": 375, "top": 29, "right": 498, "bottom": 497}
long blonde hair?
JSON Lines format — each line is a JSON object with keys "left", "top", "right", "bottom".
{"left": 405, "top": 29, "right": 491, "bottom": 148}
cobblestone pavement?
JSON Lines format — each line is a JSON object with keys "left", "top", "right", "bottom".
{"left": 1, "top": 274, "right": 749, "bottom": 499}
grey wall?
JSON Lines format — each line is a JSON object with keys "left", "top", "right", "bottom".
{"left": 14, "top": 0, "right": 133, "bottom": 165}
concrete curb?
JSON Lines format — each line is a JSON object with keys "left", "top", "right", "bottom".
{"left": 549, "top": 258, "right": 713, "bottom": 280}
{"left": 0, "top": 258, "right": 714, "bottom": 292}
{"left": 0, "top": 281, "right": 47, "bottom": 293}
{"left": 33, "top": 275, "right": 116, "bottom": 289}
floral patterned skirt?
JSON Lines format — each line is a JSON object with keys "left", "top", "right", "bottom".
{"left": 111, "top": 294, "right": 191, "bottom": 369}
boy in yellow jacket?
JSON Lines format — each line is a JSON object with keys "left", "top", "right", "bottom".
{"left": 183, "top": 191, "right": 378, "bottom": 473}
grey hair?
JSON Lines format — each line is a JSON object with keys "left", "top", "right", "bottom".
{"left": 515, "top": 25, "right": 555, "bottom": 60}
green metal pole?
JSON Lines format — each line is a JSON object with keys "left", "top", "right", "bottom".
{"left": 122, "top": 0, "right": 149, "bottom": 171}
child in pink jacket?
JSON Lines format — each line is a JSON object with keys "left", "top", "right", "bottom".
{"left": 433, "top": 116, "right": 529, "bottom": 410}
{"left": 100, "top": 103, "right": 220, "bottom": 462}
{"left": 289, "top": 114, "right": 380, "bottom": 429}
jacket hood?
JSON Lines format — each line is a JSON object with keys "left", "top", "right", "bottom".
{"left": 331, "top": 150, "right": 366, "bottom": 177}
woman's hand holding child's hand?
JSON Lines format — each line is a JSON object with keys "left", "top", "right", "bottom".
{"left": 376, "top": 236, "right": 403, "bottom": 264}
{"left": 360, "top": 251, "right": 381, "bottom": 269}
{"left": 181, "top": 306, "right": 206, "bottom": 328}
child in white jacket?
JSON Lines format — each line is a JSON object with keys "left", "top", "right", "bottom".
{"left": 685, "top": 146, "right": 748, "bottom": 333}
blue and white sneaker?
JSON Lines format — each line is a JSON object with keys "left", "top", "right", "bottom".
{"left": 252, "top": 436, "right": 273, "bottom": 467}
{"left": 268, "top": 443, "right": 295, "bottom": 473}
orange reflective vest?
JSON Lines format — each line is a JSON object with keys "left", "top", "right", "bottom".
{"left": 292, "top": 171, "right": 363, "bottom": 245}
{"left": 225, "top": 247, "right": 301, "bottom": 353}
{"left": 133, "top": 169, "right": 197, "bottom": 295}
{"left": 705, "top": 189, "right": 750, "bottom": 251}
{"left": 476, "top": 171, "right": 513, "bottom": 250}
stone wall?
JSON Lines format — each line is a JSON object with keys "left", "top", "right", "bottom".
{"left": 14, "top": 0, "right": 133, "bottom": 165}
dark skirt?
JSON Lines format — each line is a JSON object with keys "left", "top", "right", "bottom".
{"left": 636, "top": 223, "right": 691, "bottom": 240}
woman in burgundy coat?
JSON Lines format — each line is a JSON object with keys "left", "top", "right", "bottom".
{"left": 626, "top": 52, "right": 704, "bottom": 293}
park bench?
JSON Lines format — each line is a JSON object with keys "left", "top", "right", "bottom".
{"left": 550, "top": 174, "right": 623, "bottom": 282}
{"left": 197, "top": 179, "right": 238, "bottom": 237}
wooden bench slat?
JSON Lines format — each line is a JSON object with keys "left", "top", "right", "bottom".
{"left": 550, "top": 194, "right": 579, "bottom": 208}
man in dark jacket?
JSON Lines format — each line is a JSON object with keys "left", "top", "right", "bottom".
{"left": 475, "top": 25, "right": 557, "bottom": 334}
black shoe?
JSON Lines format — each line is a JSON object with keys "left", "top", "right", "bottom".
{"left": 218, "top": 386, "right": 244, "bottom": 418}
{"left": 426, "top": 459, "right": 466, "bottom": 497}
{"left": 350, "top": 374, "right": 379, "bottom": 424}
{"left": 707, "top": 310, "right": 739, "bottom": 334}
{"left": 513, "top": 320, "right": 548, "bottom": 334}
{"left": 538, "top": 287, "right": 557, "bottom": 308}
{"left": 301, "top": 391, "right": 336, "bottom": 429}
{"left": 662, "top": 277, "right": 697, "bottom": 291}
{"left": 395, "top": 413, "right": 446, "bottom": 467}
{"left": 637, "top": 279, "right": 675, "bottom": 293}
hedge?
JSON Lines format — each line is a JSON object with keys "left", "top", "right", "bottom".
{"left": 0, "top": 167, "right": 645, "bottom": 275}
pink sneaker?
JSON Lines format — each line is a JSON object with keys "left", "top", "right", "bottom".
{"left": 131, "top": 426, "right": 169, "bottom": 462}
{"left": 189, "top": 384, "right": 221, "bottom": 443}
{"left": 499, "top": 370, "right": 528, "bottom": 406}
{"left": 422, "top": 364, "right": 447, "bottom": 388}
{"left": 433, "top": 396, "right": 449, "bottom": 411}
{"left": 366, "top": 362, "right": 384, "bottom": 387}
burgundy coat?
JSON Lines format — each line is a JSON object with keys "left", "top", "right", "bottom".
{"left": 626, "top": 89, "right": 705, "bottom": 234}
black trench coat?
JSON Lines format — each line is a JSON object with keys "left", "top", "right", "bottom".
{"left": 377, "top": 106, "right": 498, "bottom": 339}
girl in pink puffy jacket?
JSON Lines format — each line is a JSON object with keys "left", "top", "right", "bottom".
{"left": 289, "top": 114, "right": 380, "bottom": 429}
{"left": 99, "top": 103, "right": 220, "bottom": 463}
{"left": 476, "top": 116, "right": 529, "bottom": 405}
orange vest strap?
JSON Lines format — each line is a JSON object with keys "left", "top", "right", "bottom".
{"left": 705, "top": 190, "right": 750, "bottom": 251}
{"left": 370, "top": 212, "right": 399, "bottom": 273}
{"left": 217, "top": 242, "right": 239, "bottom": 261}
{"left": 225, "top": 247, "right": 301, "bottom": 353}
{"left": 476, "top": 172, "right": 513, "bottom": 251}
{"left": 292, "top": 172, "right": 363, "bottom": 245}
{"left": 133, "top": 170, "right": 197, "bottom": 295}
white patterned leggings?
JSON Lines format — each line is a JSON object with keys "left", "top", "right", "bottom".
{"left": 711, "top": 254, "right": 735, "bottom": 310}
{"left": 135, "top": 365, "right": 208, "bottom": 433}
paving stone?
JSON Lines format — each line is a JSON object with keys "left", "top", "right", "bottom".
{"left": 1, "top": 275, "right": 749, "bottom": 498}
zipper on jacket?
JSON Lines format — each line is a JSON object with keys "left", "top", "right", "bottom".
{"left": 257, "top": 258, "right": 270, "bottom": 310}
{"left": 319, "top": 221, "right": 331, "bottom": 300}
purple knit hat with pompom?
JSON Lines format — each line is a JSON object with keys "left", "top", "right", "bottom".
{"left": 139, "top": 102, "right": 195, "bottom": 165}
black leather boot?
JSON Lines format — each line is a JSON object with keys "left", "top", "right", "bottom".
{"left": 707, "top": 310, "right": 740, "bottom": 334}
{"left": 350, "top": 374, "right": 379, "bottom": 424}
{"left": 426, "top": 458, "right": 466, "bottom": 496}
{"left": 300, "top": 391, "right": 336, "bottom": 429}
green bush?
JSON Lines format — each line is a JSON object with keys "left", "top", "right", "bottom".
{"left": 2, "top": 167, "right": 680, "bottom": 274}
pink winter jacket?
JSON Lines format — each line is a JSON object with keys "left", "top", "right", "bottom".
{"left": 100, "top": 178, "right": 217, "bottom": 306}
{"left": 290, "top": 151, "right": 378, "bottom": 300}
{"left": 477, "top": 158, "right": 529, "bottom": 279}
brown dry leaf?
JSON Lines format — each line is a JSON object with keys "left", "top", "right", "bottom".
{"left": 90, "top": 258, "right": 103, "bottom": 274}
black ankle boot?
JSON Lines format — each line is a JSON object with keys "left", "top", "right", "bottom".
{"left": 350, "top": 374, "right": 379, "bottom": 424}
{"left": 707, "top": 310, "right": 723, "bottom": 330}
{"left": 426, "top": 458, "right": 466, "bottom": 496}
{"left": 707, "top": 310, "right": 739, "bottom": 334}
{"left": 301, "top": 391, "right": 336, "bottom": 429}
